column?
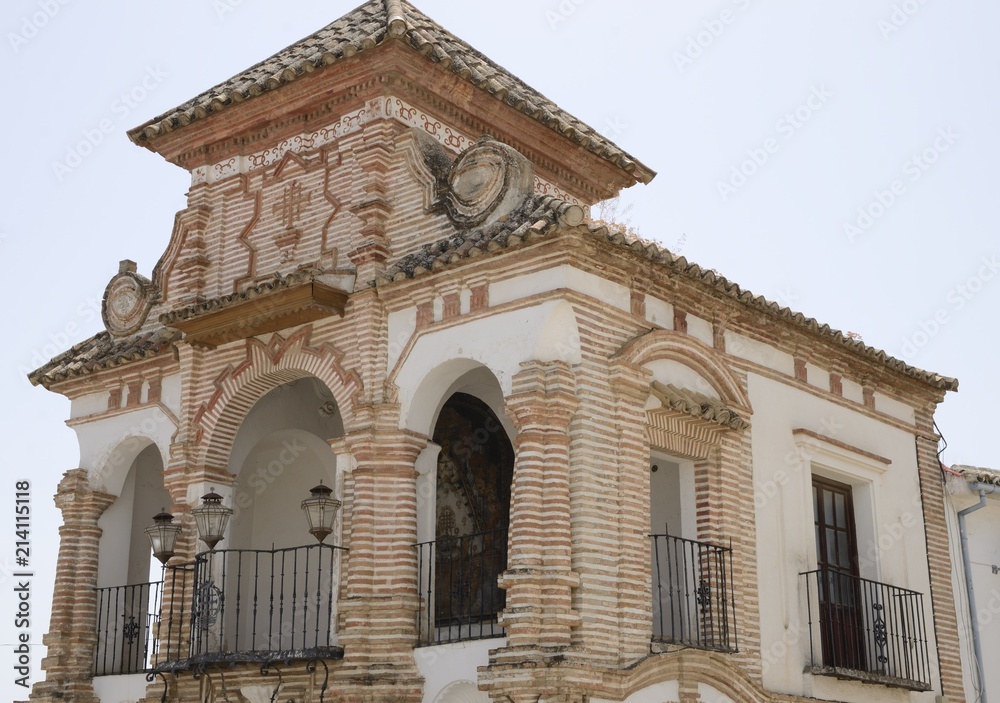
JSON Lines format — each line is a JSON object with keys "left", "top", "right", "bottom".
{"left": 31, "top": 469, "right": 114, "bottom": 703}
{"left": 499, "top": 360, "right": 580, "bottom": 652}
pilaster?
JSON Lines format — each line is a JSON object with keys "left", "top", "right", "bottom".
{"left": 31, "top": 470, "right": 114, "bottom": 703}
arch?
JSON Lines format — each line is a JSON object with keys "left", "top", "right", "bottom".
{"left": 600, "top": 653, "right": 778, "bottom": 703}
{"left": 432, "top": 681, "right": 490, "bottom": 703}
{"left": 403, "top": 358, "right": 513, "bottom": 440}
{"left": 195, "top": 328, "right": 362, "bottom": 469}
{"left": 391, "top": 300, "right": 582, "bottom": 434}
{"left": 91, "top": 433, "right": 161, "bottom": 497}
{"left": 613, "top": 329, "right": 752, "bottom": 414}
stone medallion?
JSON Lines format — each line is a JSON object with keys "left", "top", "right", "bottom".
{"left": 443, "top": 137, "right": 534, "bottom": 229}
{"left": 102, "top": 260, "right": 155, "bottom": 337}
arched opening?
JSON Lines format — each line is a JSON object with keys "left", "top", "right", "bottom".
{"left": 410, "top": 360, "right": 515, "bottom": 645}
{"left": 431, "top": 393, "right": 513, "bottom": 638}
{"left": 181, "top": 377, "right": 345, "bottom": 661}
{"left": 94, "top": 442, "right": 170, "bottom": 675}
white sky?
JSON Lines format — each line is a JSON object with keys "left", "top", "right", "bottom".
{"left": 1, "top": 1, "right": 997, "bottom": 699}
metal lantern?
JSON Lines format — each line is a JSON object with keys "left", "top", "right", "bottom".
{"left": 191, "top": 490, "right": 233, "bottom": 551}
{"left": 301, "top": 483, "right": 341, "bottom": 543}
{"left": 145, "top": 509, "right": 182, "bottom": 564}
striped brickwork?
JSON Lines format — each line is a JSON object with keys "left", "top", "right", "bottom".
{"left": 29, "top": 104, "right": 965, "bottom": 703}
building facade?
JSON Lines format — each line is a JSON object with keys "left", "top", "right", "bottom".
{"left": 27, "top": 2, "right": 968, "bottom": 703}
{"left": 945, "top": 465, "right": 1000, "bottom": 703}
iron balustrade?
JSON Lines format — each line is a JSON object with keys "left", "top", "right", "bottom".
{"left": 800, "top": 568, "right": 931, "bottom": 690}
{"left": 155, "top": 543, "right": 345, "bottom": 667}
{"left": 93, "top": 580, "right": 163, "bottom": 675}
{"left": 416, "top": 527, "right": 507, "bottom": 646}
{"left": 650, "top": 533, "right": 737, "bottom": 652}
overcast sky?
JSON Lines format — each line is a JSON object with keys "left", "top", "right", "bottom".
{"left": 1, "top": 1, "right": 997, "bottom": 698}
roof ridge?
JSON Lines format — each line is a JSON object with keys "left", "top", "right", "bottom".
{"left": 126, "top": 1, "right": 653, "bottom": 185}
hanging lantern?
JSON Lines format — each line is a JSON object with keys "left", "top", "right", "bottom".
{"left": 145, "top": 509, "right": 181, "bottom": 564}
{"left": 301, "top": 483, "right": 341, "bottom": 543}
{"left": 191, "top": 490, "right": 232, "bottom": 551}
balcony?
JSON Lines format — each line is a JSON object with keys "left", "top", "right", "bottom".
{"left": 416, "top": 528, "right": 507, "bottom": 646}
{"left": 94, "top": 544, "right": 345, "bottom": 674}
{"left": 800, "top": 568, "right": 931, "bottom": 691}
{"left": 650, "top": 533, "right": 738, "bottom": 653}
{"left": 94, "top": 580, "right": 163, "bottom": 676}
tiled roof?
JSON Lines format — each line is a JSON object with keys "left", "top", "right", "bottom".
{"left": 954, "top": 465, "right": 1000, "bottom": 486}
{"left": 377, "top": 195, "right": 958, "bottom": 393}
{"left": 127, "top": 0, "right": 653, "bottom": 185}
{"left": 650, "top": 381, "right": 750, "bottom": 431}
{"left": 159, "top": 268, "right": 323, "bottom": 325}
{"left": 29, "top": 329, "right": 179, "bottom": 388}
{"left": 379, "top": 194, "right": 580, "bottom": 281}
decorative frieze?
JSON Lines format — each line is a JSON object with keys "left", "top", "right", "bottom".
{"left": 189, "top": 96, "right": 582, "bottom": 206}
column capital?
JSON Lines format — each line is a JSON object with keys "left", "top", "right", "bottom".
{"left": 53, "top": 469, "right": 115, "bottom": 518}
{"left": 341, "top": 428, "right": 429, "bottom": 469}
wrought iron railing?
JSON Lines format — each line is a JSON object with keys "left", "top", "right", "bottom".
{"left": 155, "top": 543, "right": 345, "bottom": 667}
{"left": 800, "top": 568, "right": 931, "bottom": 690}
{"left": 93, "top": 580, "right": 163, "bottom": 675}
{"left": 650, "top": 533, "right": 737, "bottom": 652}
{"left": 416, "top": 527, "right": 507, "bottom": 646}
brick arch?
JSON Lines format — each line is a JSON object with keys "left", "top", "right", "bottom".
{"left": 613, "top": 329, "right": 752, "bottom": 414}
{"left": 608, "top": 651, "right": 777, "bottom": 703}
{"left": 195, "top": 328, "right": 362, "bottom": 470}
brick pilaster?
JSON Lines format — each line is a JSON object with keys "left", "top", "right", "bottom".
{"left": 30, "top": 469, "right": 114, "bottom": 703}
{"left": 607, "top": 361, "right": 656, "bottom": 664}
{"left": 499, "top": 360, "right": 580, "bottom": 654}
{"left": 334, "top": 424, "right": 426, "bottom": 703}
{"left": 914, "top": 404, "right": 966, "bottom": 701}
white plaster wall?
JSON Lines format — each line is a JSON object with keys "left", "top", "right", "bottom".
{"left": 160, "top": 373, "right": 182, "bottom": 416}
{"left": 724, "top": 331, "right": 795, "bottom": 376}
{"left": 414, "top": 639, "right": 501, "bottom": 703}
{"left": 842, "top": 377, "right": 865, "bottom": 405}
{"left": 649, "top": 455, "right": 695, "bottom": 539}
{"left": 96, "top": 443, "right": 169, "bottom": 588}
{"left": 488, "top": 264, "right": 630, "bottom": 312}
{"left": 70, "top": 390, "right": 108, "bottom": 419}
{"left": 591, "top": 681, "right": 680, "bottom": 703}
{"left": 748, "top": 372, "right": 941, "bottom": 702}
{"left": 93, "top": 673, "right": 148, "bottom": 703}
{"left": 686, "top": 313, "right": 714, "bottom": 348}
{"left": 230, "top": 430, "right": 337, "bottom": 550}
{"left": 805, "top": 362, "right": 829, "bottom": 392}
{"left": 697, "top": 683, "right": 735, "bottom": 703}
{"left": 875, "top": 391, "right": 916, "bottom": 424}
{"left": 645, "top": 296, "right": 674, "bottom": 329}
{"left": 74, "top": 406, "right": 176, "bottom": 495}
